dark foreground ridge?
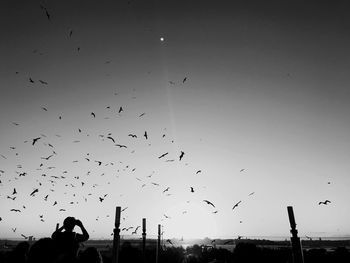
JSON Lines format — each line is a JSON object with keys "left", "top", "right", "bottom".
{"left": 1, "top": 237, "right": 350, "bottom": 263}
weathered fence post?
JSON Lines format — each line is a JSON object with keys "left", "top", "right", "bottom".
{"left": 142, "top": 218, "right": 146, "bottom": 263}
{"left": 156, "top": 224, "right": 161, "bottom": 263}
{"left": 287, "top": 206, "right": 304, "bottom": 263}
{"left": 112, "top": 206, "right": 121, "bottom": 263}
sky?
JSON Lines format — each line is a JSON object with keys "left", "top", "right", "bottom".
{"left": 1, "top": 0, "right": 350, "bottom": 240}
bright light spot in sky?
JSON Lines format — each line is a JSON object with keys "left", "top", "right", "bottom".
{"left": 160, "top": 37, "right": 164, "bottom": 42}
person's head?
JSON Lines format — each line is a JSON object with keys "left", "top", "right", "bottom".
{"left": 63, "top": 217, "right": 76, "bottom": 232}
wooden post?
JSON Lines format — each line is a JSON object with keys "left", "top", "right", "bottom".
{"left": 112, "top": 206, "right": 121, "bottom": 263}
{"left": 156, "top": 224, "right": 161, "bottom": 263}
{"left": 287, "top": 206, "right": 304, "bottom": 263}
{"left": 142, "top": 218, "right": 146, "bottom": 263}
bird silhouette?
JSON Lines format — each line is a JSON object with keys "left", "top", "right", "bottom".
{"left": 232, "top": 200, "right": 242, "bottom": 210}
{"left": 179, "top": 151, "right": 185, "bottom": 161}
{"left": 166, "top": 239, "right": 173, "bottom": 245}
{"left": 190, "top": 187, "right": 194, "bottom": 193}
{"left": 128, "top": 134, "right": 137, "bottom": 138}
{"left": 91, "top": 112, "right": 96, "bottom": 118}
{"left": 10, "top": 209, "right": 21, "bottom": 212}
{"left": 319, "top": 200, "right": 331, "bottom": 205}
{"left": 30, "top": 189, "right": 39, "bottom": 196}
{"left": 203, "top": 200, "right": 215, "bottom": 208}
{"left": 139, "top": 113, "right": 145, "bottom": 117}
{"left": 32, "top": 137, "right": 41, "bottom": 146}
{"left": 118, "top": 107, "right": 123, "bottom": 113}
{"left": 196, "top": 170, "right": 202, "bottom": 174}
{"left": 115, "top": 144, "right": 127, "bottom": 148}
{"left": 39, "top": 80, "right": 48, "bottom": 85}
{"left": 183, "top": 77, "right": 187, "bottom": 83}
{"left": 12, "top": 188, "right": 17, "bottom": 195}
{"left": 163, "top": 187, "right": 170, "bottom": 193}
{"left": 29, "top": 78, "right": 35, "bottom": 83}
{"left": 69, "top": 30, "right": 73, "bottom": 37}
{"left": 240, "top": 169, "right": 245, "bottom": 172}
{"left": 158, "top": 152, "right": 168, "bottom": 159}
{"left": 144, "top": 131, "right": 148, "bottom": 139}
{"left": 132, "top": 226, "right": 140, "bottom": 234}
{"left": 107, "top": 136, "right": 115, "bottom": 143}
{"left": 41, "top": 155, "right": 53, "bottom": 160}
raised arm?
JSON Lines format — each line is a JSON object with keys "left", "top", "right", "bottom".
{"left": 75, "top": 219, "right": 89, "bottom": 242}
{"left": 52, "top": 225, "right": 64, "bottom": 239}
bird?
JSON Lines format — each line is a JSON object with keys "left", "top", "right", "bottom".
{"left": 95, "top": 161, "right": 102, "bottom": 166}
{"left": 240, "top": 169, "right": 245, "bottom": 172}
{"left": 319, "top": 200, "right": 331, "bottom": 205}
{"left": 196, "top": 170, "right": 202, "bottom": 174}
{"left": 232, "top": 201, "right": 242, "bottom": 210}
{"left": 144, "top": 131, "right": 148, "bottom": 139}
{"left": 12, "top": 188, "right": 17, "bottom": 195}
{"left": 163, "top": 214, "right": 171, "bottom": 219}
{"left": 41, "top": 155, "right": 53, "bottom": 160}
{"left": 248, "top": 192, "right": 255, "bottom": 196}
{"left": 183, "top": 77, "right": 187, "bottom": 83}
{"left": 163, "top": 187, "right": 170, "bottom": 193}
{"left": 12, "top": 122, "right": 20, "bottom": 126}
{"left": 12, "top": 228, "right": 17, "bottom": 232}
{"left": 29, "top": 78, "right": 34, "bottom": 83}
{"left": 128, "top": 134, "right": 137, "bottom": 138}
{"left": 39, "top": 80, "right": 48, "bottom": 85}
{"left": 121, "top": 207, "right": 128, "bottom": 212}
{"left": 10, "top": 209, "right": 21, "bottom": 212}
{"left": 30, "top": 189, "right": 39, "bottom": 196}
{"left": 53, "top": 201, "right": 57, "bottom": 206}
{"left": 32, "top": 137, "right": 41, "bottom": 145}
{"left": 179, "top": 151, "right": 185, "bottom": 161}
{"left": 190, "top": 187, "right": 194, "bottom": 193}
{"left": 91, "top": 112, "right": 96, "bottom": 118}
{"left": 107, "top": 136, "right": 115, "bottom": 143}
{"left": 118, "top": 107, "right": 123, "bottom": 113}
{"left": 139, "top": 113, "right": 145, "bottom": 117}
{"left": 166, "top": 239, "right": 173, "bottom": 245}
{"left": 115, "top": 144, "right": 127, "bottom": 148}
{"left": 69, "top": 29, "right": 73, "bottom": 37}
{"left": 203, "top": 200, "right": 215, "bottom": 208}
{"left": 212, "top": 210, "right": 218, "bottom": 214}
{"left": 132, "top": 226, "right": 140, "bottom": 234}
{"left": 158, "top": 152, "right": 168, "bottom": 159}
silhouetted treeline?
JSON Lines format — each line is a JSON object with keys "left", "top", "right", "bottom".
{"left": 1, "top": 240, "right": 350, "bottom": 263}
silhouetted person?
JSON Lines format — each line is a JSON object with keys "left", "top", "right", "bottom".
{"left": 52, "top": 217, "right": 89, "bottom": 263}
{"left": 78, "top": 247, "right": 103, "bottom": 263}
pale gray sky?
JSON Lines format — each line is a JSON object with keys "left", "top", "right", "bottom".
{"left": 1, "top": 0, "right": 350, "bottom": 239}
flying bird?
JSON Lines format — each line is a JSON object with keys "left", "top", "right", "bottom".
{"left": 166, "top": 239, "right": 173, "bottom": 245}
{"left": 183, "top": 77, "right": 187, "bottom": 83}
{"left": 196, "top": 170, "right": 202, "bottom": 174}
{"left": 69, "top": 29, "right": 73, "bottom": 37}
{"left": 30, "top": 189, "right": 39, "bottom": 196}
{"left": 128, "top": 134, "right": 137, "bottom": 138}
{"left": 29, "top": 78, "right": 34, "bottom": 83}
{"left": 248, "top": 192, "right": 255, "bottom": 196}
{"left": 39, "top": 80, "right": 48, "bottom": 85}
{"left": 144, "top": 131, "right": 148, "bottom": 139}
{"left": 179, "top": 151, "right": 185, "bottom": 161}
{"left": 240, "top": 169, "right": 245, "bottom": 172}
{"left": 163, "top": 187, "right": 170, "bottom": 193}
{"left": 107, "top": 136, "right": 115, "bottom": 143}
{"left": 91, "top": 112, "right": 96, "bottom": 118}
{"left": 132, "top": 226, "right": 140, "bottom": 234}
{"left": 203, "top": 200, "right": 215, "bottom": 208}
{"left": 118, "top": 107, "right": 123, "bottom": 113}
{"left": 139, "top": 113, "right": 145, "bottom": 117}
{"left": 232, "top": 201, "right": 242, "bottom": 210}
{"left": 190, "top": 187, "right": 194, "bottom": 193}
{"left": 10, "top": 209, "right": 21, "bottom": 212}
{"left": 12, "top": 188, "right": 17, "bottom": 195}
{"left": 115, "top": 144, "right": 127, "bottom": 148}
{"left": 41, "top": 155, "right": 53, "bottom": 160}
{"left": 158, "top": 152, "right": 169, "bottom": 159}
{"left": 319, "top": 200, "right": 331, "bottom": 205}
{"left": 32, "top": 137, "right": 41, "bottom": 146}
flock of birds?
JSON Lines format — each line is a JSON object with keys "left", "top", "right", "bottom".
{"left": 0, "top": 2, "right": 333, "bottom": 240}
